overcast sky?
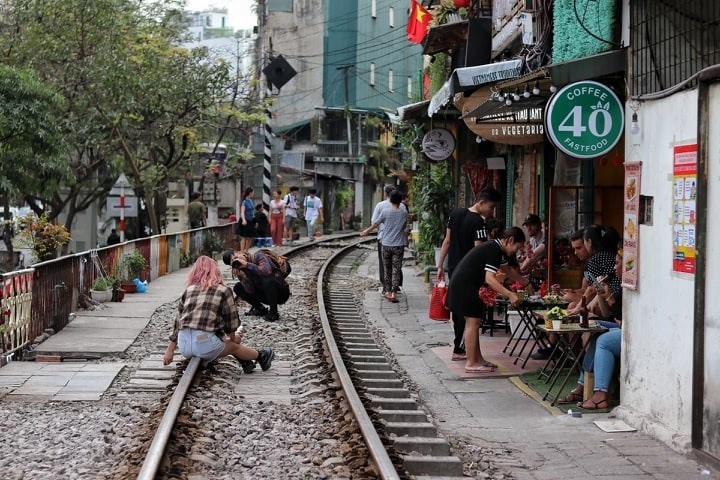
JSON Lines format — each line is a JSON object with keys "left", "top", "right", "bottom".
{"left": 185, "top": 0, "right": 256, "bottom": 30}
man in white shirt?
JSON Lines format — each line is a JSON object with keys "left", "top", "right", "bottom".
{"left": 371, "top": 184, "right": 407, "bottom": 292}
{"left": 303, "top": 188, "right": 323, "bottom": 240}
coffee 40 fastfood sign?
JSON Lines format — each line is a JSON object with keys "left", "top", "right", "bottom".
{"left": 545, "top": 81, "right": 624, "bottom": 159}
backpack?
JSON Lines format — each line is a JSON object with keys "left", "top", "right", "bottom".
{"left": 259, "top": 249, "right": 292, "bottom": 278}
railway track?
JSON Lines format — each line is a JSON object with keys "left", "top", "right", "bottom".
{"left": 137, "top": 237, "right": 467, "bottom": 479}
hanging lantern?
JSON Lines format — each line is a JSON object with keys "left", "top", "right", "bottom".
{"left": 454, "top": 0, "right": 471, "bottom": 7}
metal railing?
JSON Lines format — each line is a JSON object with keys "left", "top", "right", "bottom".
{"left": 0, "top": 224, "right": 235, "bottom": 361}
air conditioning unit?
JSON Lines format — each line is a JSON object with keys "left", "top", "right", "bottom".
{"left": 519, "top": 12, "right": 537, "bottom": 45}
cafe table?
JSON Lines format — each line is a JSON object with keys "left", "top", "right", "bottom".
{"left": 536, "top": 322, "right": 609, "bottom": 406}
{"left": 501, "top": 298, "right": 569, "bottom": 368}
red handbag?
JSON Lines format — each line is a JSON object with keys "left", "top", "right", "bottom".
{"left": 429, "top": 282, "right": 450, "bottom": 321}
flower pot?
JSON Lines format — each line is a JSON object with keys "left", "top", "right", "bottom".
{"left": 91, "top": 289, "right": 112, "bottom": 303}
{"left": 121, "top": 282, "right": 137, "bottom": 293}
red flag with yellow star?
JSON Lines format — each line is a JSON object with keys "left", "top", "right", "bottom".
{"left": 407, "top": 0, "right": 431, "bottom": 43}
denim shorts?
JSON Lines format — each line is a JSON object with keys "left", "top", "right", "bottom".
{"left": 178, "top": 329, "right": 225, "bottom": 361}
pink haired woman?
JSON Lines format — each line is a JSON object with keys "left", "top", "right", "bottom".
{"left": 163, "top": 256, "right": 274, "bottom": 371}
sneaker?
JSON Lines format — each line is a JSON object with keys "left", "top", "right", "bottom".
{"left": 263, "top": 311, "right": 280, "bottom": 322}
{"left": 257, "top": 347, "right": 274, "bottom": 371}
{"left": 239, "top": 359, "right": 256, "bottom": 374}
{"left": 245, "top": 306, "right": 268, "bottom": 316}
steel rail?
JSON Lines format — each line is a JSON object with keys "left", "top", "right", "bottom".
{"left": 135, "top": 232, "right": 361, "bottom": 479}
{"left": 316, "top": 237, "right": 401, "bottom": 480}
{"left": 137, "top": 356, "right": 202, "bottom": 480}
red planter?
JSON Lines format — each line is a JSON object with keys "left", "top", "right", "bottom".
{"left": 454, "top": 0, "right": 471, "bottom": 7}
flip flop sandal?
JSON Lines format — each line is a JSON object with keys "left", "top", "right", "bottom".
{"left": 558, "top": 392, "right": 583, "bottom": 404}
{"left": 577, "top": 398, "right": 609, "bottom": 410}
{"left": 464, "top": 365, "right": 496, "bottom": 373}
{"left": 451, "top": 353, "right": 467, "bottom": 361}
{"left": 481, "top": 361, "right": 498, "bottom": 369}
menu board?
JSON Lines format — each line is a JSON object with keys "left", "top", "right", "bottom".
{"left": 622, "top": 162, "right": 641, "bottom": 290}
{"left": 672, "top": 144, "right": 697, "bottom": 274}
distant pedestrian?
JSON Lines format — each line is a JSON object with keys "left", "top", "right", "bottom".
{"left": 303, "top": 188, "right": 323, "bottom": 240}
{"left": 361, "top": 190, "right": 408, "bottom": 303}
{"left": 254, "top": 203, "right": 270, "bottom": 246}
{"left": 237, "top": 187, "right": 255, "bottom": 252}
{"left": 283, "top": 186, "right": 300, "bottom": 245}
{"left": 269, "top": 190, "right": 285, "bottom": 246}
{"left": 187, "top": 192, "right": 206, "bottom": 229}
{"left": 106, "top": 229, "right": 121, "bottom": 246}
{"left": 162, "top": 256, "right": 274, "bottom": 371}
{"left": 371, "top": 185, "right": 407, "bottom": 292}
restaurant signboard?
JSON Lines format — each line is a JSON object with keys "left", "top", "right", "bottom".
{"left": 621, "top": 162, "right": 641, "bottom": 290}
{"left": 462, "top": 88, "right": 545, "bottom": 145}
{"left": 672, "top": 144, "right": 697, "bottom": 275}
{"left": 545, "top": 81, "right": 624, "bottom": 159}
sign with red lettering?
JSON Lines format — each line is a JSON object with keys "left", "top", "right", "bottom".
{"left": 672, "top": 144, "right": 697, "bottom": 274}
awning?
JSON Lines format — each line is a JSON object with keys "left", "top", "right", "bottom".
{"left": 428, "top": 59, "right": 524, "bottom": 117}
{"left": 274, "top": 118, "right": 311, "bottom": 134}
{"left": 547, "top": 49, "right": 626, "bottom": 86}
{"left": 396, "top": 100, "right": 430, "bottom": 122}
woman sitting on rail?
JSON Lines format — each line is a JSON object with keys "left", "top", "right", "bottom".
{"left": 162, "top": 256, "right": 274, "bottom": 372}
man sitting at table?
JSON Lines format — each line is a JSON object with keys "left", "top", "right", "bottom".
{"left": 531, "top": 229, "right": 590, "bottom": 360}
{"left": 558, "top": 254, "right": 622, "bottom": 408}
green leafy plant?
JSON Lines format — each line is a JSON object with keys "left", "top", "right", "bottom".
{"left": 179, "top": 249, "right": 190, "bottom": 268}
{"left": 16, "top": 213, "right": 71, "bottom": 262}
{"left": 202, "top": 231, "right": 223, "bottom": 255}
{"left": 412, "top": 162, "right": 453, "bottom": 265}
{"left": 92, "top": 277, "right": 111, "bottom": 291}
{"left": 121, "top": 250, "right": 147, "bottom": 281}
{"left": 431, "top": 0, "right": 468, "bottom": 26}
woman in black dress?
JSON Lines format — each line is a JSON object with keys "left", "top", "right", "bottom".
{"left": 449, "top": 227, "right": 525, "bottom": 373}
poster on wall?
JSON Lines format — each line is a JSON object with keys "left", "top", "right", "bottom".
{"left": 672, "top": 144, "right": 698, "bottom": 274}
{"left": 622, "top": 162, "right": 641, "bottom": 290}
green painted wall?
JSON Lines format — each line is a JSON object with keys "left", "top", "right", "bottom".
{"left": 553, "top": 0, "right": 618, "bottom": 63}
{"left": 324, "top": 0, "right": 422, "bottom": 110}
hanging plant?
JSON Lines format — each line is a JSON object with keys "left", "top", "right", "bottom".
{"left": 412, "top": 162, "right": 453, "bottom": 265}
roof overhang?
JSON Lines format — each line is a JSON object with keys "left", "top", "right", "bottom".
{"left": 428, "top": 59, "right": 523, "bottom": 117}
{"left": 547, "top": 49, "right": 627, "bottom": 86}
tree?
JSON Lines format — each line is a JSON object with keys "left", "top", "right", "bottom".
{"left": 0, "top": 64, "right": 69, "bottom": 269}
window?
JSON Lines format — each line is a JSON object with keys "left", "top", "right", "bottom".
{"left": 370, "top": 63, "right": 375, "bottom": 86}
{"left": 389, "top": 69, "right": 394, "bottom": 92}
{"left": 371, "top": 0, "right": 376, "bottom": 18}
{"left": 407, "top": 76, "right": 412, "bottom": 99}
{"left": 389, "top": 6, "right": 394, "bottom": 27}
{"left": 268, "top": 0, "right": 293, "bottom": 12}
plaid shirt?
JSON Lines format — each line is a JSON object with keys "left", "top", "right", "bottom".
{"left": 169, "top": 283, "right": 239, "bottom": 342}
{"left": 232, "top": 250, "right": 287, "bottom": 294}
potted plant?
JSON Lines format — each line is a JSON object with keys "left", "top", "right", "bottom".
{"left": 121, "top": 250, "right": 147, "bottom": 293}
{"left": 91, "top": 277, "right": 113, "bottom": 303}
{"left": 431, "top": 0, "right": 468, "bottom": 26}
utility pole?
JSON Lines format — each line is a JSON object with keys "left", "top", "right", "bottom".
{"left": 337, "top": 65, "right": 354, "bottom": 156}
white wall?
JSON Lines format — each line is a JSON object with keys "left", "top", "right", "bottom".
{"left": 616, "top": 89, "right": 698, "bottom": 451}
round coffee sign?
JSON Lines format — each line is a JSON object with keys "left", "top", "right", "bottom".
{"left": 545, "top": 81, "right": 624, "bottom": 159}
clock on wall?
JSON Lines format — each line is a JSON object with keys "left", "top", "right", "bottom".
{"left": 421, "top": 128, "right": 455, "bottom": 161}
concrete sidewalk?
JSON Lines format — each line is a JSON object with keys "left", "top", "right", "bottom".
{"left": 358, "top": 254, "right": 718, "bottom": 479}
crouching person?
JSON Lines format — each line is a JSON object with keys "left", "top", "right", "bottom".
{"left": 223, "top": 249, "right": 290, "bottom": 322}
{"left": 162, "top": 256, "right": 274, "bottom": 372}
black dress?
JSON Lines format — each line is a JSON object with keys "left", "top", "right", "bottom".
{"left": 448, "top": 239, "right": 509, "bottom": 318}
